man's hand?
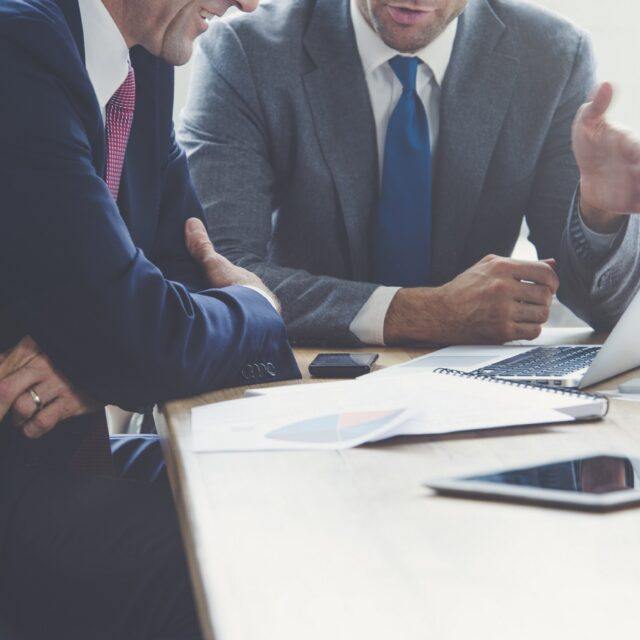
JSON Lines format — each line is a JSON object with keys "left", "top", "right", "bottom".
{"left": 384, "top": 255, "right": 559, "bottom": 346}
{"left": 0, "top": 336, "right": 99, "bottom": 439}
{"left": 573, "top": 82, "right": 640, "bottom": 233}
{"left": 185, "top": 217, "right": 281, "bottom": 312}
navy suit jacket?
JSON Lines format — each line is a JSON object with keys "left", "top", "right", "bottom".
{"left": 0, "top": 0, "right": 300, "bottom": 532}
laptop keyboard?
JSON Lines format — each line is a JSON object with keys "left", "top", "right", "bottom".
{"left": 473, "top": 346, "right": 601, "bottom": 379}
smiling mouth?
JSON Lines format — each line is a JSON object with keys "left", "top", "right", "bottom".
{"left": 199, "top": 0, "right": 241, "bottom": 21}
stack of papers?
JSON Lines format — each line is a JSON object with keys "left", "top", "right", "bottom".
{"left": 190, "top": 369, "right": 608, "bottom": 453}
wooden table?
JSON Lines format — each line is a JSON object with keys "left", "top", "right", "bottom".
{"left": 157, "top": 328, "right": 640, "bottom": 640}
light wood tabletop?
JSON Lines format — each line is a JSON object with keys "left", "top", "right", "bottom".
{"left": 157, "top": 328, "right": 640, "bottom": 640}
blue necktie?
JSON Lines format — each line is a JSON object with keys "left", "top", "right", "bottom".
{"left": 373, "top": 56, "right": 432, "bottom": 287}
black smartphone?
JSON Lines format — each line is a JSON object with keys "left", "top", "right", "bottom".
{"left": 308, "top": 353, "right": 379, "bottom": 378}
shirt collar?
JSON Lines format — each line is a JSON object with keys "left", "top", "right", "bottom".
{"left": 78, "top": 0, "right": 130, "bottom": 111}
{"left": 350, "top": 0, "right": 458, "bottom": 86}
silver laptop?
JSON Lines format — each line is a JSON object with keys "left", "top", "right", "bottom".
{"left": 386, "top": 288, "right": 640, "bottom": 389}
{"left": 474, "top": 288, "right": 640, "bottom": 388}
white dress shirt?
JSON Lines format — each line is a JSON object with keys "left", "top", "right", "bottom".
{"left": 348, "top": 0, "right": 458, "bottom": 345}
{"left": 347, "top": 0, "right": 618, "bottom": 345}
{"left": 78, "top": 0, "right": 130, "bottom": 122}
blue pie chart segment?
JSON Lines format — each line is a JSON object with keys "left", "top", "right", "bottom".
{"left": 266, "top": 410, "right": 404, "bottom": 444}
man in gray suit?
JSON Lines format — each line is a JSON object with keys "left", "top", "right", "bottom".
{"left": 179, "top": 0, "right": 640, "bottom": 346}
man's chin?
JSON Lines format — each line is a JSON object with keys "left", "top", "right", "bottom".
{"left": 379, "top": 26, "right": 439, "bottom": 52}
{"left": 373, "top": 8, "right": 452, "bottom": 52}
{"left": 160, "top": 38, "right": 195, "bottom": 66}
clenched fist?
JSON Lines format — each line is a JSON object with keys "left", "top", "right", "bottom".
{"left": 384, "top": 255, "right": 559, "bottom": 345}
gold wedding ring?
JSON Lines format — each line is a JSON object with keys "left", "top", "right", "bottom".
{"left": 29, "top": 388, "right": 42, "bottom": 413}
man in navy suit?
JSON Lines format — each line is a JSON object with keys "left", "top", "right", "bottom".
{"left": 0, "top": 0, "right": 300, "bottom": 637}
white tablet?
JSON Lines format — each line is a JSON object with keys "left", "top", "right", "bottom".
{"left": 427, "top": 454, "right": 640, "bottom": 511}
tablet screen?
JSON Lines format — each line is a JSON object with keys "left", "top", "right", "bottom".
{"left": 469, "top": 455, "right": 640, "bottom": 495}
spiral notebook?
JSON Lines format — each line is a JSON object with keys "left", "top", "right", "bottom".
{"left": 192, "top": 369, "right": 609, "bottom": 452}
{"left": 372, "top": 368, "right": 609, "bottom": 441}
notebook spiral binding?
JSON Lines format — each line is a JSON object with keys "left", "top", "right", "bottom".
{"left": 434, "top": 368, "right": 609, "bottom": 405}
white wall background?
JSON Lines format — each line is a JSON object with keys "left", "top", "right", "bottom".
{"left": 534, "top": 0, "right": 640, "bottom": 131}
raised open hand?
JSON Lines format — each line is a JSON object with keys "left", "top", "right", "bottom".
{"left": 573, "top": 83, "right": 640, "bottom": 229}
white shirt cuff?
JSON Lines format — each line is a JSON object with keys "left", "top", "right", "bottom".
{"left": 242, "top": 285, "right": 279, "bottom": 312}
{"left": 349, "top": 286, "right": 401, "bottom": 345}
{"left": 577, "top": 207, "right": 620, "bottom": 256}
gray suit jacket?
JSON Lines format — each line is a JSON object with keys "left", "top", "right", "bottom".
{"left": 179, "top": 0, "right": 640, "bottom": 346}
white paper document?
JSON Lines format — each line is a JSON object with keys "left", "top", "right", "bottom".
{"left": 191, "top": 370, "right": 606, "bottom": 453}
{"left": 190, "top": 393, "right": 412, "bottom": 453}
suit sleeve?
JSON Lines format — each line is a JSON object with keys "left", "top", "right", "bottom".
{"left": 151, "top": 62, "right": 210, "bottom": 293}
{"left": 560, "top": 188, "right": 640, "bottom": 329}
{"left": 527, "top": 31, "right": 640, "bottom": 329}
{"left": 151, "top": 129, "right": 211, "bottom": 292}
{"left": 178, "top": 22, "right": 378, "bottom": 347}
{"left": 0, "top": 37, "right": 300, "bottom": 411}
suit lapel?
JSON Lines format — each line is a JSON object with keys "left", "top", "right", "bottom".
{"left": 431, "top": 0, "right": 520, "bottom": 284}
{"left": 56, "top": 0, "right": 85, "bottom": 59}
{"left": 55, "top": 0, "right": 106, "bottom": 177}
{"left": 302, "top": 0, "right": 378, "bottom": 280}
{"left": 117, "top": 46, "right": 159, "bottom": 255}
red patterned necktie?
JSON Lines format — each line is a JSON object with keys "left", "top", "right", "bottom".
{"left": 105, "top": 65, "right": 136, "bottom": 200}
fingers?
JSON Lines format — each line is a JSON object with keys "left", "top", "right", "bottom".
{"left": 183, "top": 217, "right": 266, "bottom": 292}
{"left": 11, "top": 379, "right": 61, "bottom": 427}
{"left": 494, "top": 320, "right": 542, "bottom": 344}
{"left": 510, "top": 262, "right": 558, "bottom": 293}
{"left": 0, "top": 360, "right": 41, "bottom": 421}
{"left": 583, "top": 82, "right": 614, "bottom": 123}
{"left": 511, "top": 323, "right": 543, "bottom": 342}
{"left": 512, "top": 262, "right": 560, "bottom": 295}
{"left": 0, "top": 346, "right": 97, "bottom": 437}
{"left": 505, "top": 280, "right": 551, "bottom": 331}
{"left": 185, "top": 217, "right": 217, "bottom": 265}
{"left": 0, "top": 335, "right": 41, "bottom": 380}
{"left": 184, "top": 216, "right": 267, "bottom": 291}
{"left": 21, "top": 398, "right": 74, "bottom": 440}
{"left": 512, "top": 301, "right": 550, "bottom": 325}
{"left": 486, "top": 256, "right": 559, "bottom": 293}
{"left": 185, "top": 217, "right": 241, "bottom": 288}
{"left": 477, "top": 256, "right": 555, "bottom": 342}
{"left": 619, "top": 129, "right": 640, "bottom": 165}
{"left": 510, "top": 280, "right": 553, "bottom": 307}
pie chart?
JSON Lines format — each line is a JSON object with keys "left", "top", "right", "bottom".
{"left": 266, "top": 409, "right": 404, "bottom": 444}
